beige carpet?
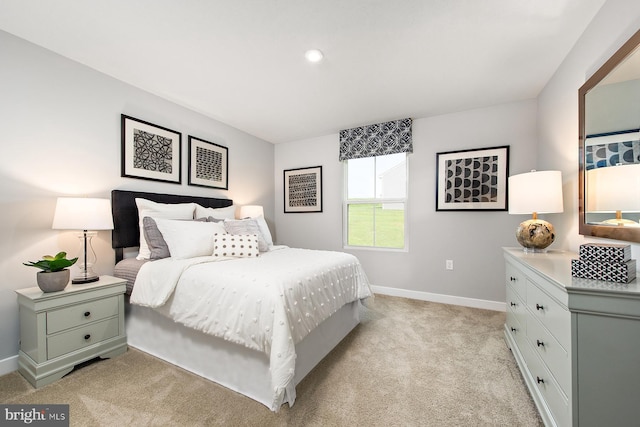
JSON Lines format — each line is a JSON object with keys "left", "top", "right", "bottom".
{"left": 1, "top": 295, "right": 542, "bottom": 426}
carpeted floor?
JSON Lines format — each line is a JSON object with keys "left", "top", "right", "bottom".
{"left": 0, "top": 295, "right": 543, "bottom": 426}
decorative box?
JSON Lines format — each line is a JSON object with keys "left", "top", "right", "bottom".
{"left": 578, "top": 243, "right": 631, "bottom": 263}
{"left": 571, "top": 258, "right": 637, "bottom": 283}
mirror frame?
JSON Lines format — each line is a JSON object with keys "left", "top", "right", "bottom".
{"left": 579, "top": 29, "right": 640, "bottom": 243}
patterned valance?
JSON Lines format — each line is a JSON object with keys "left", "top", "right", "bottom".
{"left": 339, "top": 118, "right": 412, "bottom": 161}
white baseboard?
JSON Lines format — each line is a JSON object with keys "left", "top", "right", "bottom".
{"left": 370, "top": 285, "right": 506, "bottom": 312}
{"left": 0, "top": 354, "right": 19, "bottom": 376}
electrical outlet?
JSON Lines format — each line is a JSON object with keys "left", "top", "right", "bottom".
{"left": 446, "top": 259, "right": 454, "bottom": 270}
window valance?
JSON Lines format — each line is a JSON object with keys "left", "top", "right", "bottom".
{"left": 339, "top": 118, "right": 412, "bottom": 161}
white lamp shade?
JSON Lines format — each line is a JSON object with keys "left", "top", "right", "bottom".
{"left": 52, "top": 198, "right": 114, "bottom": 230}
{"left": 587, "top": 164, "right": 640, "bottom": 212}
{"left": 239, "top": 205, "right": 264, "bottom": 218}
{"left": 509, "top": 170, "right": 564, "bottom": 215}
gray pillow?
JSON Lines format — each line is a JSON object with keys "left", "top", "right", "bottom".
{"left": 142, "top": 217, "right": 171, "bottom": 260}
{"left": 224, "top": 218, "right": 269, "bottom": 252}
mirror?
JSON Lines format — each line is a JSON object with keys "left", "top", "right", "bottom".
{"left": 579, "top": 29, "right": 640, "bottom": 243}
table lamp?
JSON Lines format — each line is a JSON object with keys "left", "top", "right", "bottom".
{"left": 508, "top": 170, "right": 563, "bottom": 252}
{"left": 586, "top": 164, "right": 640, "bottom": 225}
{"left": 52, "top": 197, "right": 114, "bottom": 284}
{"left": 239, "top": 205, "right": 264, "bottom": 218}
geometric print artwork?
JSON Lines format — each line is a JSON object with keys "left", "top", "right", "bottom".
{"left": 283, "top": 166, "right": 323, "bottom": 213}
{"left": 585, "top": 140, "right": 640, "bottom": 170}
{"left": 121, "top": 114, "right": 181, "bottom": 184}
{"left": 133, "top": 129, "right": 173, "bottom": 174}
{"left": 444, "top": 155, "right": 499, "bottom": 203}
{"left": 188, "top": 136, "right": 228, "bottom": 190}
{"left": 288, "top": 172, "right": 318, "bottom": 207}
{"left": 339, "top": 118, "right": 412, "bottom": 161}
{"left": 195, "top": 145, "right": 223, "bottom": 182}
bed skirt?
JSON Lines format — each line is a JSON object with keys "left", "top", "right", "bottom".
{"left": 125, "top": 300, "right": 360, "bottom": 410}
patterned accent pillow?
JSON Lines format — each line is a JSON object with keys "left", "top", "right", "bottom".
{"left": 223, "top": 218, "right": 269, "bottom": 252}
{"left": 213, "top": 233, "right": 259, "bottom": 258}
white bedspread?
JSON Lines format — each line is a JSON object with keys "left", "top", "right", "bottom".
{"left": 130, "top": 247, "right": 372, "bottom": 410}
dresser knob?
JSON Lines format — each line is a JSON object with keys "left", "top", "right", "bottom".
{"left": 536, "top": 304, "right": 544, "bottom": 311}
{"left": 537, "top": 340, "right": 545, "bottom": 347}
{"left": 84, "top": 334, "right": 91, "bottom": 340}
{"left": 510, "top": 302, "right": 516, "bottom": 307}
{"left": 536, "top": 376, "right": 544, "bottom": 384}
{"left": 511, "top": 327, "right": 517, "bottom": 332}
{"left": 510, "top": 276, "right": 517, "bottom": 282}
{"left": 84, "top": 311, "right": 91, "bottom": 317}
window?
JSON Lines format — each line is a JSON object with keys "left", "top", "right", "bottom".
{"left": 344, "top": 153, "right": 407, "bottom": 249}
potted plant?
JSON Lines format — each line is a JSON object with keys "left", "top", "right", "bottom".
{"left": 23, "top": 252, "right": 78, "bottom": 292}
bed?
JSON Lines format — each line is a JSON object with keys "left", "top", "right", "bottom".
{"left": 110, "top": 190, "right": 372, "bottom": 411}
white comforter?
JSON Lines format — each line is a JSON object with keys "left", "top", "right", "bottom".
{"left": 130, "top": 247, "right": 372, "bottom": 410}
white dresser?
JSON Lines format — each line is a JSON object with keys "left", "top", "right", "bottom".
{"left": 15, "top": 275, "right": 127, "bottom": 387}
{"left": 503, "top": 248, "right": 640, "bottom": 427}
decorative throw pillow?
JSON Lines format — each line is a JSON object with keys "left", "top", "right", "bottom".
{"left": 135, "top": 198, "right": 196, "bottom": 260}
{"left": 143, "top": 217, "right": 208, "bottom": 259}
{"left": 213, "top": 233, "right": 259, "bottom": 258}
{"left": 254, "top": 216, "right": 274, "bottom": 248}
{"left": 195, "top": 204, "right": 236, "bottom": 220}
{"left": 153, "top": 218, "right": 226, "bottom": 260}
{"left": 224, "top": 218, "right": 269, "bottom": 252}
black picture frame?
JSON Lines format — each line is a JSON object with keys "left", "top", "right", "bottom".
{"left": 436, "top": 145, "right": 509, "bottom": 211}
{"left": 121, "top": 114, "right": 181, "bottom": 184}
{"left": 188, "top": 136, "right": 229, "bottom": 190}
{"left": 283, "top": 166, "right": 323, "bottom": 213}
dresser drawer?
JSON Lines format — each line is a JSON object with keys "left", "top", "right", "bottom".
{"left": 47, "top": 317, "right": 119, "bottom": 360}
{"left": 527, "top": 282, "right": 570, "bottom": 350}
{"left": 526, "top": 348, "right": 570, "bottom": 427}
{"left": 505, "top": 261, "right": 526, "bottom": 300}
{"left": 506, "top": 284, "right": 526, "bottom": 333}
{"left": 47, "top": 295, "right": 119, "bottom": 334}
{"left": 527, "top": 315, "right": 570, "bottom": 395}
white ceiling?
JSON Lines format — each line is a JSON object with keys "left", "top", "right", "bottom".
{"left": 0, "top": 0, "right": 606, "bottom": 144}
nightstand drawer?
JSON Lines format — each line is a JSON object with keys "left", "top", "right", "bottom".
{"left": 47, "top": 316, "right": 119, "bottom": 360}
{"left": 47, "top": 295, "right": 119, "bottom": 334}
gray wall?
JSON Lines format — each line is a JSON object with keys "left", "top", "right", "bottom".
{"left": 537, "top": 0, "right": 640, "bottom": 256}
{"left": 0, "top": 31, "right": 274, "bottom": 363}
{"left": 275, "top": 100, "right": 538, "bottom": 308}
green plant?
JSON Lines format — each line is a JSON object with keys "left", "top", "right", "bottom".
{"left": 23, "top": 252, "right": 78, "bottom": 272}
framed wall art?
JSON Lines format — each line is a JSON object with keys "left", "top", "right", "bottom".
{"left": 188, "top": 136, "right": 229, "bottom": 189}
{"left": 121, "top": 114, "right": 181, "bottom": 184}
{"left": 436, "top": 145, "right": 509, "bottom": 211}
{"left": 283, "top": 166, "right": 323, "bottom": 213}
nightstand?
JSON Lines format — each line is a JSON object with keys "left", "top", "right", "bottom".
{"left": 15, "top": 275, "right": 127, "bottom": 388}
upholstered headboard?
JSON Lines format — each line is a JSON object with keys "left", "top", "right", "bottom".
{"left": 111, "top": 189, "right": 233, "bottom": 262}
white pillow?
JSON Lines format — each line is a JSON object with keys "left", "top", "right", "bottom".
{"left": 153, "top": 218, "right": 227, "bottom": 260}
{"left": 135, "top": 199, "right": 196, "bottom": 260}
{"left": 195, "top": 204, "right": 236, "bottom": 220}
{"left": 224, "top": 218, "right": 269, "bottom": 252}
{"left": 213, "top": 233, "right": 259, "bottom": 258}
{"left": 254, "top": 216, "right": 274, "bottom": 248}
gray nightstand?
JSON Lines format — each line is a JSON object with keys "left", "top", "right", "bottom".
{"left": 15, "top": 275, "right": 127, "bottom": 388}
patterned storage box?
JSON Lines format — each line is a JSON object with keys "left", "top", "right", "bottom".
{"left": 579, "top": 243, "right": 631, "bottom": 263}
{"left": 571, "top": 258, "right": 637, "bottom": 283}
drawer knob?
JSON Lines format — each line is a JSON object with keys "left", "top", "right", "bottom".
{"left": 536, "top": 340, "right": 545, "bottom": 347}
{"left": 84, "top": 334, "right": 91, "bottom": 340}
{"left": 510, "top": 302, "right": 516, "bottom": 307}
{"left": 511, "top": 327, "right": 517, "bottom": 332}
{"left": 510, "top": 276, "right": 517, "bottom": 282}
{"left": 536, "top": 304, "right": 544, "bottom": 311}
{"left": 536, "top": 376, "right": 544, "bottom": 384}
{"left": 84, "top": 311, "right": 91, "bottom": 317}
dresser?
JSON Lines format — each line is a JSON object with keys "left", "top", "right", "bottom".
{"left": 15, "top": 275, "right": 127, "bottom": 388}
{"left": 503, "top": 248, "right": 640, "bottom": 427}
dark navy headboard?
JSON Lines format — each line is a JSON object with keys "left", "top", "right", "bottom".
{"left": 111, "top": 189, "right": 233, "bottom": 262}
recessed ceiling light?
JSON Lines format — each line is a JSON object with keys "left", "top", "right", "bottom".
{"left": 305, "top": 49, "right": 324, "bottom": 63}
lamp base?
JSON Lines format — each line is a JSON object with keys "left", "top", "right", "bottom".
{"left": 516, "top": 219, "right": 555, "bottom": 252}
{"left": 72, "top": 275, "right": 99, "bottom": 284}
